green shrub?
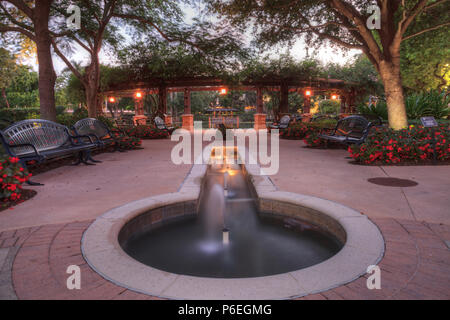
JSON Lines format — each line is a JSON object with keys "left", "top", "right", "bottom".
{"left": 72, "top": 107, "right": 89, "bottom": 121}
{"left": 25, "top": 112, "right": 40, "bottom": 119}
{"left": 280, "top": 121, "right": 336, "bottom": 140}
{"left": 123, "top": 125, "right": 169, "bottom": 139}
{"left": 56, "top": 106, "right": 66, "bottom": 115}
{"left": 0, "top": 107, "right": 40, "bottom": 122}
{"left": 357, "top": 101, "right": 389, "bottom": 120}
{"left": 56, "top": 113, "right": 76, "bottom": 127}
{"left": 97, "top": 115, "right": 114, "bottom": 129}
{"left": 319, "top": 99, "right": 340, "bottom": 114}
{"left": 405, "top": 90, "right": 450, "bottom": 119}
{"left": 358, "top": 90, "right": 450, "bottom": 121}
{"left": 110, "top": 129, "right": 143, "bottom": 149}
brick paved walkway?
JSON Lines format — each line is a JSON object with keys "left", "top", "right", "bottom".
{"left": 1, "top": 217, "right": 448, "bottom": 300}
{"left": 1, "top": 139, "right": 449, "bottom": 299}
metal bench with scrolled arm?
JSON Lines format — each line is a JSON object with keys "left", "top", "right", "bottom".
{"left": 269, "top": 115, "right": 291, "bottom": 130}
{"left": 73, "top": 118, "right": 122, "bottom": 158}
{"left": 154, "top": 116, "right": 175, "bottom": 134}
{"left": 0, "top": 119, "right": 98, "bottom": 185}
{"left": 318, "top": 115, "right": 373, "bottom": 146}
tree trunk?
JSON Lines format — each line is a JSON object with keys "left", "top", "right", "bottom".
{"left": 379, "top": 61, "right": 408, "bottom": 130}
{"left": 35, "top": 1, "right": 57, "bottom": 121}
{"left": 2, "top": 88, "right": 10, "bottom": 108}
{"left": 85, "top": 62, "right": 101, "bottom": 118}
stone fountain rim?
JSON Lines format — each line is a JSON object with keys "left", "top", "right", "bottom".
{"left": 81, "top": 151, "right": 385, "bottom": 300}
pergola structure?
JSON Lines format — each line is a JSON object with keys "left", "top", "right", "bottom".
{"left": 101, "top": 76, "right": 361, "bottom": 130}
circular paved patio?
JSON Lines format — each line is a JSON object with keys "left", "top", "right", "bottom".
{"left": 1, "top": 139, "right": 449, "bottom": 299}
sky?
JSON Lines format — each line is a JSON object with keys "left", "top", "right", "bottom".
{"left": 24, "top": 3, "right": 361, "bottom": 74}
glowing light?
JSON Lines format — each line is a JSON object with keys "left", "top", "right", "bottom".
{"left": 109, "top": 97, "right": 116, "bottom": 103}
{"left": 220, "top": 88, "right": 228, "bottom": 95}
{"left": 135, "top": 91, "right": 143, "bottom": 99}
{"left": 331, "top": 94, "right": 338, "bottom": 100}
{"left": 305, "top": 90, "right": 312, "bottom": 97}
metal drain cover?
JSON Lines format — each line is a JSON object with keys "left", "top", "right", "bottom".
{"left": 367, "top": 177, "right": 418, "bottom": 187}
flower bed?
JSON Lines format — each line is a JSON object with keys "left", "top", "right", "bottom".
{"left": 348, "top": 125, "right": 450, "bottom": 165}
{"left": 122, "top": 125, "right": 170, "bottom": 139}
{"left": 280, "top": 121, "right": 336, "bottom": 140}
{"left": 279, "top": 124, "right": 312, "bottom": 140}
{"left": 1, "top": 157, "right": 33, "bottom": 209}
{"left": 111, "top": 129, "right": 143, "bottom": 149}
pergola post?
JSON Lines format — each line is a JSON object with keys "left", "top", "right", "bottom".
{"left": 348, "top": 88, "right": 356, "bottom": 114}
{"left": 182, "top": 88, "right": 194, "bottom": 131}
{"left": 340, "top": 94, "right": 348, "bottom": 114}
{"left": 279, "top": 83, "right": 289, "bottom": 116}
{"left": 133, "top": 94, "right": 147, "bottom": 125}
{"left": 254, "top": 86, "right": 266, "bottom": 130}
{"left": 159, "top": 85, "right": 171, "bottom": 125}
{"left": 303, "top": 95, "right": 311, "bottom": 114}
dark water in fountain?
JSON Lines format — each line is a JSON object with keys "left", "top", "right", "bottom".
{"left": 122, "top": 164, "right": 342, "bottom": 278}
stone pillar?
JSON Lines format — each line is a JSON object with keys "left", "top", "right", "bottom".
{"left": 165, "top": 115, "right": 173, "bottom": 126}
{"left": 182, "top": 114, "right": 194, "bottom": 132}
{"left": 254, "top": 113, "right": 267, "bottom": 130}
{"left": 254, "top": 87, "right": 266, "bottom": 130}
{"left": 182, "top": 88, "right": 193, "bottom": 131}
{"left": 133, "top": 97, "right": 147, "bottom": 125}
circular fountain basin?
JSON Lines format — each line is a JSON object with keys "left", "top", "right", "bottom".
{"left": 121, "top": 212, "right": 342, "bottom": 278}
{"left": 82, "top": 188, "right": 384, "bottom": 299}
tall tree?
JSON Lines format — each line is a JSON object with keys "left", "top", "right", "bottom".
{"left": 50, "top": 0, "right": 125, "bottom": 117}
{"left": 52, "top": 0, "right": 212, "bottom": 117}
{"left": 0, "top": 47, "right": 16, "bottom": 108}
{"left": 206, "top": 0, "right": 450, "bottom": 129}
{"left": 0, "top": 0, "right": 58, "bottom": 120}
{"left": 401, "top": 17, "right": 450, "bottom": 91}
{"left": 53, "top": 0, "right": 249, "bottom": 117}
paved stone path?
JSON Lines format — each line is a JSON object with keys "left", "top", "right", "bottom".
{"left": 0, "top": 217, "right": 447, "bottom": 300}
{"left": 0, "top": 138, "right": 449, "bottom": 299}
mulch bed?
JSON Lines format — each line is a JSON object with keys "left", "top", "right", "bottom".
{"left": 349, "top": 159, "right": 450, "bottom": 166}
{"left": 0, "top": 189, "right": 37, "bottom": 212}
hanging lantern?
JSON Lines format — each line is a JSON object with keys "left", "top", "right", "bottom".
{"left": 135, "top": 91, "right": 143, "bottom": 99}
{"left": 331, "top": 94, "right": 339, "bottom": 100}
{"left": 109, "top": 97, "right": 116, "bottom": 103}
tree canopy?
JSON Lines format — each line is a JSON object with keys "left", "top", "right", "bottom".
{"left": 205, "top": 0, "right": 450, "bottom": 129}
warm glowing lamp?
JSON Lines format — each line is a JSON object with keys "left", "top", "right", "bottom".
{"left": 109, "top": 97, "right": 116, "bottom": 103}
{"left": 331, "top": 94, "right": 338, "bottom": 100}
{"left": 305, "top": 90, "right": 312, "bottom": 97}
{"left": 135, "top": 91, "right": 143, "bottom": 99}
{"left": 220, "top": 88, "right": 228, "bottom": 95}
